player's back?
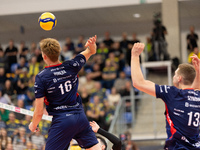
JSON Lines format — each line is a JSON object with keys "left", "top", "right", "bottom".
{"left": 34, "top": 54, "right": 86, "bottom": 116}
{"left": 156, "top": 85, "right": 200, "bottom": 144}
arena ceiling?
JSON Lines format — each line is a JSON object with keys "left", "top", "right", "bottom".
{"left": 0, "top": 0, "right": 200, "bottom": 44}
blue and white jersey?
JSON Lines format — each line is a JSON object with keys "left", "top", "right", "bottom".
{"left": 156, "top": 84, "right": 200, "bottom": 147}
{"left": 34, "top": 54, "right": 86, "bottom": 116}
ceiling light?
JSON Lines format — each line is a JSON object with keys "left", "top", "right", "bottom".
{"left": 133, "top": 13, "right": 141, "bottom": 18}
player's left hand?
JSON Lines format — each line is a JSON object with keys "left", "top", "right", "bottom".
{"left": 85, "top": 35, "right": 97, "bottom": 55}
{"left": 131, "top": 43, "right": 145, "bottom": 57}
{"left": 29, "top": 122, "right": 39, "bottom": 132}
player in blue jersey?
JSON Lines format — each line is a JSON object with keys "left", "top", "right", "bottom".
{"left": 131, "top": 43, "right": 200, "bottom": 150}
{"left": 29, "top": 35, "right": 101, "bottom": 150}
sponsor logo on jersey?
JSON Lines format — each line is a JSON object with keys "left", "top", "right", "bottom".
{"left": 53, "top": 70, "right": 67, "bottom": 76}
{"left": 80, "top": 58, "right": 85, "bottom": 63}
{"left": 53, "top": 78, "right": 57, "bottom": 83}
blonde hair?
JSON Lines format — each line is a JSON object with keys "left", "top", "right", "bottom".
{"left": 178, "top": 63, "right": 196, "bottom": 85}
{"left": 39, "top": 38, "right": 61, "bottom": 62}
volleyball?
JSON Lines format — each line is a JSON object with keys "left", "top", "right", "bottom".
{"left": 38, "top": 12, "right": 57, "bottom": 31}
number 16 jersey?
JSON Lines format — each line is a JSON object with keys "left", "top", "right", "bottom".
{"left": 34, "top": 54, "right": 86, "bottom": 116}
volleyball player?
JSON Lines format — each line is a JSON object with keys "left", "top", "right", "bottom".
{"left": 29, "top": 35, "right": 101, "bottom": 150}
{"left": 131, "top": 43, "right": 200, "bottom": 150}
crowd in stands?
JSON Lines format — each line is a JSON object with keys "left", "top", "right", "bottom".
{"left": 0, "top": 31, "right": 142, "bottom": 150}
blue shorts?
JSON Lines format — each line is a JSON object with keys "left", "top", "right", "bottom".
{"left": 45, "top": 112, "right": 98, "bottom": 150}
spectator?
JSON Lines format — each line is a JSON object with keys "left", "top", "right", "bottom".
{"left": 79, "top": 73, "right": 96, "bottom": 94}
{"left": 126, "top": 33, "right": 141, "bottom": 65}
{"left": 0, "top": 109, "right": 9, "bottom": 122}
{"left": 91, "top": 82, "right": 106, "bottom": 103}
{"left": 80, "top": 88, "right": 90, "bottom": 112}
{"left": 93, "top": 54, "right": 105, "bottom": 71}
{"left": 103, "top": 100, "right": 115, "bottom": 130}
{"left": 34, "top": 48, "right": 43, "bottom": 63}
{"left": 118, "top": 53, "right": 126, "bottom": 72}
{"left": 87, "top": 95, "right": 105, "bottom": 127}
{"left": 188, "top": 47, "right": 200, "bottom": 64}
{"left": 145, "top": 37, "right": 154, "bottom": 61}
{"left": 0, "top": 116, "right": 6, "bottom": 129}
{"left": 65, "top": 37, "right": 75, "bottom": 52}
{"left": 109, "top": 42, "right": 123, "bottom": 58}
{"left": 6, "top": 112, "right": 20, "bottom": 138}
{"left": 89, "top": 63, "right": 102, "bottom": 82}
{"left": 187, "top": 25, "right": 199, "bottom": 53}
{"left": 120, "top": 32, "right": 130, "bottom": 51}
{"left": 28, "top": 56, "right": 40, "bottom": 78}
{"left": 31, "top": 131, "right": 45, "bottom": 150}
{"left": 97, "top": 43, "right": 109, "bottom": 60}
{"left": 18, "top": 41, "right": 28, "bottom": 61}
{"left": 15, "top": 57, "right": 28, "bottom": 79}
{"left": 24, "top": 141, "right": 37, "bottom": 150}
{"left": 106, "top": 52, "right": 119, "bottom": 70}
{"left": 121, "top": 81, "right": 133, "bottom": 97}
{"left": 61, "top": 45, "right": 73, "bottom": 61}
{"left": 27, "top": 42, "right": 37, "bottom": 62}
{"left": 21, "top": 115, "right": 32, "bottom": 138}
{"left": 2, "top": 80, "right": 15, "bottom": 103}
{"left": 0, "top": 89, "right": 10, "bottom": 104}
{"left": 5, "top": 143, "right": 13, "bottom": 150}
{"left": 103, "top": 31, "right": 114, "bottom": 49}
{"left": 107, "top": 87, "right": 121, "bottom": 106}
{"left": 75, "top": 35, "right": 85, "bottom": 54}
{"left": 13, "top": 127, "right": 29, "bottom": 150}
{"left": 0, "top": 49, "right": 9, "bottom": 73}
{"left": 114, "top": 71, "right": 131, "bottom": 94}
{"left": 130, "top": 33, "right": 140, "bottom": 45}
{"left": 15, "top": 78, "right": 28, "bottom": 95}
{"left": 4, "top": 40, "right": 18, "bottom": 72}
{"left": 0, "top": 128, "right": 12, "bottom": 150}
{"left": 151, "top": 19, "right": 169, "bottom": 61}
{"left": 102, "top": 60, "right": 117, "bottom": 89}
{"left": 38, "top": 120, "right": 51, "bottom": 141}
{"left": 0, "top": 68, "right": 7, "bottom": 89}
{"left": 14, "top": 100, "right": 25, "bottom": 121}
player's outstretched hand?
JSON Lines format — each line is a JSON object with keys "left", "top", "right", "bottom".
{"left": 90, "top": 121, "right": 100, "bottom": 133}
{"left": 131, "top": 43, "right": 145, "bottom": 57}
{"left": 85, "top": 35, "right": 97, "bottom": 55}
{"left": 191, "top": 54, "right": 200, "bottom": 72}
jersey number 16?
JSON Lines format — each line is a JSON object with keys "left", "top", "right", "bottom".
{"left": 58, "top": 81, "right": 72, "bottom": 94}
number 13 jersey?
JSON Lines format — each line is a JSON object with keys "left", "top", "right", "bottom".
{"left": 156, "top": 84, "right": 200, "bottom": 146}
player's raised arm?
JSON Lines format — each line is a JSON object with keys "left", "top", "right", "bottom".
{"left": 191, "top": 54, "right": 200, "bottom": 90}
{"left": 80, "top": 35, "right": 97, "bottom": 61}
{"left": 131, "top": 43, "right": 156, "bottom": 97}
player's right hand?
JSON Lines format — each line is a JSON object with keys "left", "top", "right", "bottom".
{"left": 90, "top": 121, "right": 100, "bottom": 133}
{"left": 191, "top": 54, "right": 200, "bottom": 72}
{"left": 131, "top": 43, "right": 145, "bottom": 57}
{"left": 85, "top": 35, "right": 97, "bottom": 55}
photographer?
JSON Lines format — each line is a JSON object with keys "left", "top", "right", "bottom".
{"left": 151, "top": 13, "right": 169, "bottom": 61}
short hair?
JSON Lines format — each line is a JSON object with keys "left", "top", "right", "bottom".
{"left": 97, "top": 136, "right": 107, "bottom": 150}
{"left": 39, "top": 38, "right": 61, "bottom": 62}
{"left": 177, "top": 63, "right": 196, "bottom": 85}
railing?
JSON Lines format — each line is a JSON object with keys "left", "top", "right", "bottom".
{"left": 108, "top": 87, "right": 136, "bottom": 135}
